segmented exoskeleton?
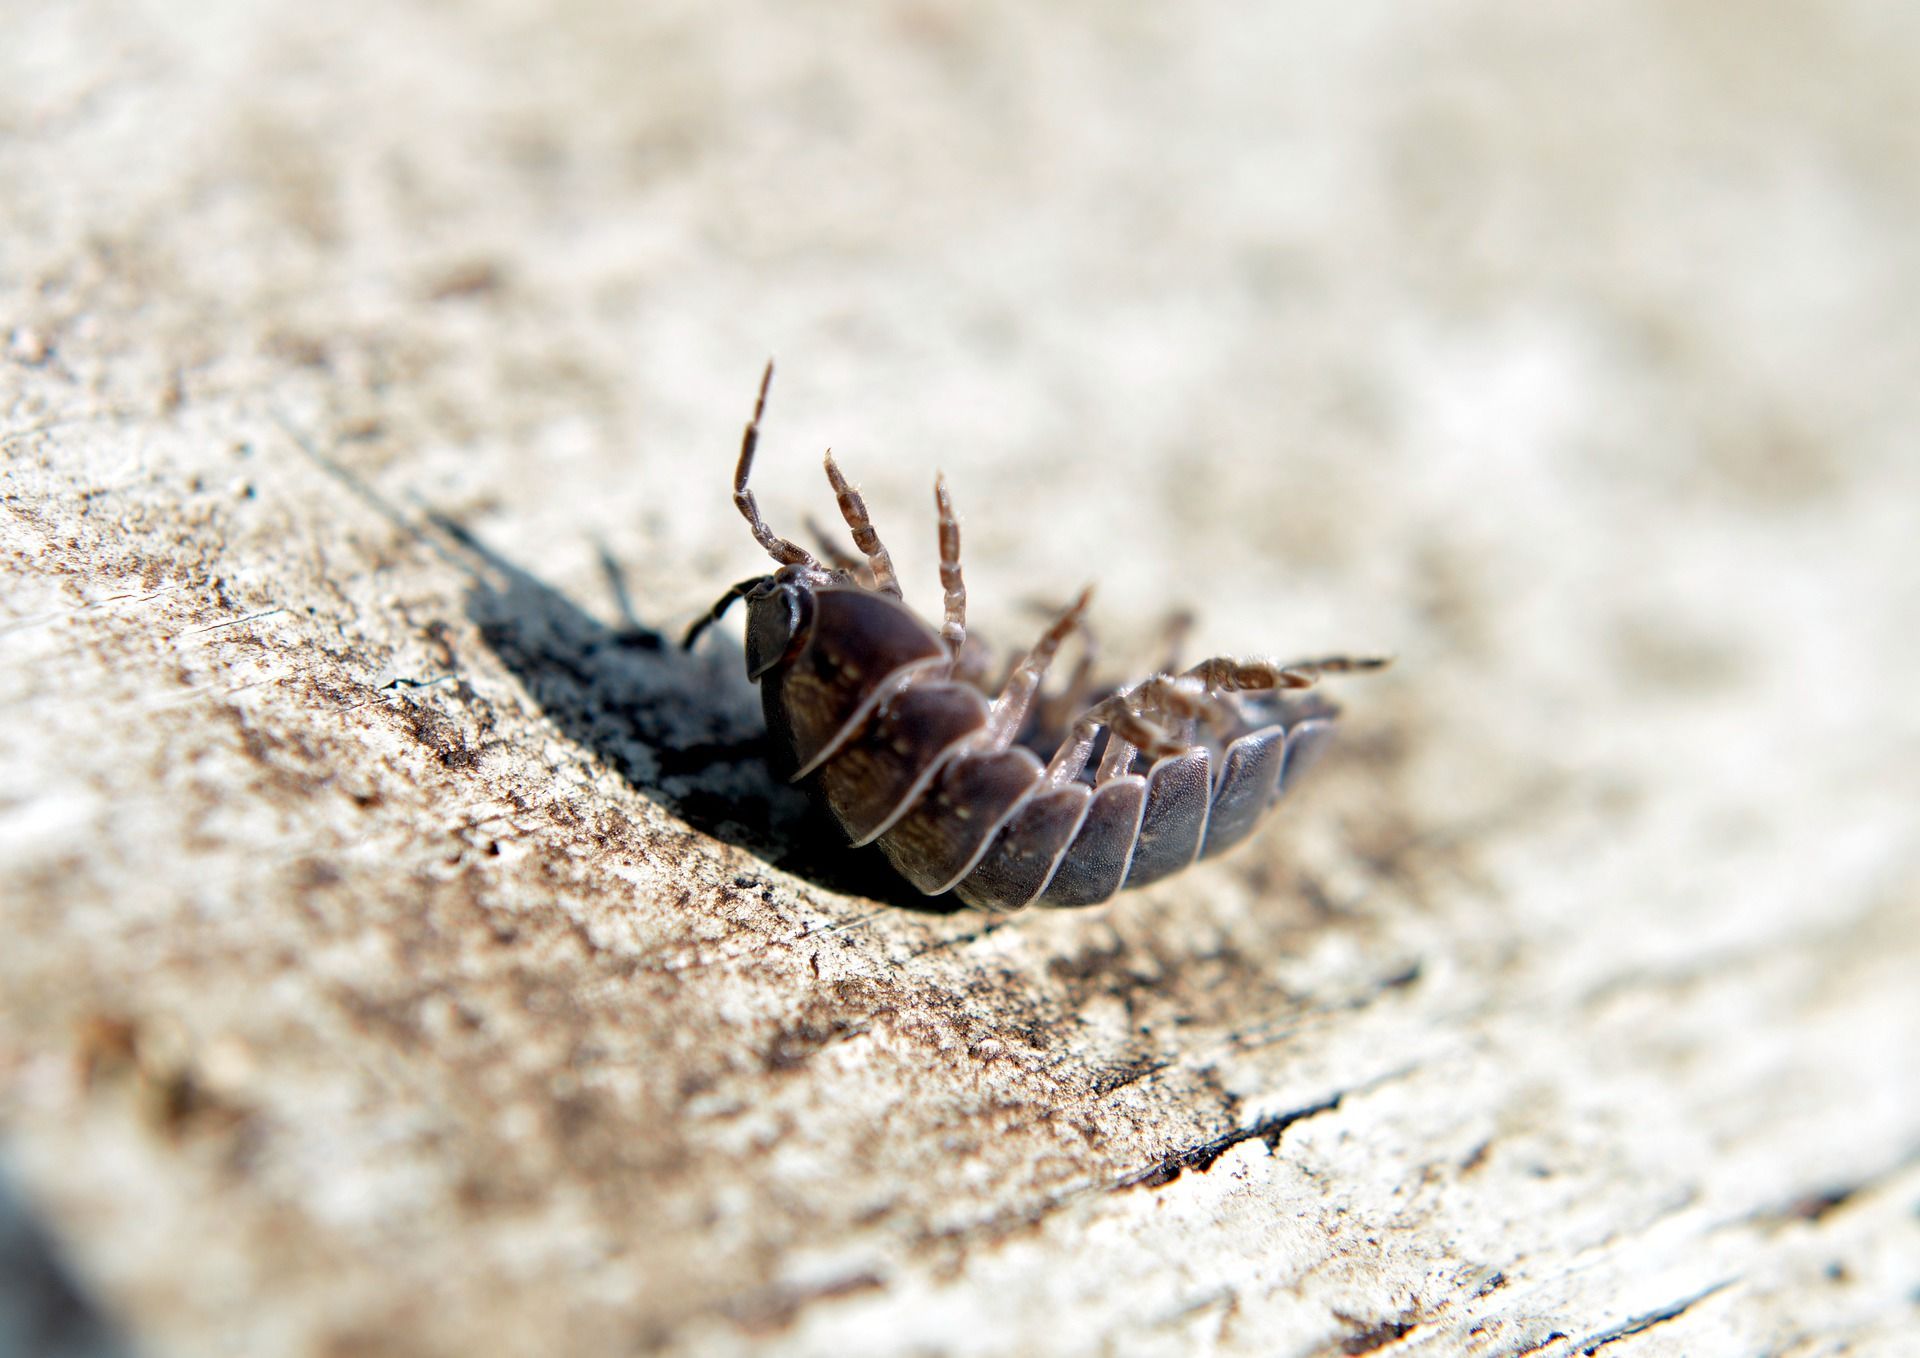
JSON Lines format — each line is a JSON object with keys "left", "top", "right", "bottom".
{"left": 685, "top": 364, "right": 1387, "bottom": 910}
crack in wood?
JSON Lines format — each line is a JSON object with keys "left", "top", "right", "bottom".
{"left": 1737, "top": 1141, "right": 1920, "bottom": 1232}
{"left": 180, "top": 606, "right": 286, "bottom": 637}
{"left": 1557, "top": 1279, "right": 1734, "bottom": 1357}
{"left": 716, "top": 1269, "right": 888, "bottom": 1336}
{"left": 1334, "top": 1313, "right": 1417, "bottom": 1355}
{"left": 1114, "top": 1089, "right": 1347, "bottom": 1190}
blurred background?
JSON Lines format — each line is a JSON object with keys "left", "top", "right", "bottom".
{"left": 4, "top": 2, "right": 1917, "bottom": 1354}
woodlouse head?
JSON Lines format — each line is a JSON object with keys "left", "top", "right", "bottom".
{"left": 740, "top": 566, "right": 820, "bottom": 680}
{"left": 684, "top": 361, "right": 936, "bottom": 694}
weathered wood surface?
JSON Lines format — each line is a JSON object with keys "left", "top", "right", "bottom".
{"left": 4, "top": 3, "right": 1918, "bottom": 1355}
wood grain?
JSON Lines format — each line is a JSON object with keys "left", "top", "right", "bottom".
{"left": 4, "top": 3, "right": 1918, "bottom": 1355}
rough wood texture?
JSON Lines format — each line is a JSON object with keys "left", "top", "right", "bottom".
{"left": 4, "top": 3, "right": 1918, "bottom": 1355}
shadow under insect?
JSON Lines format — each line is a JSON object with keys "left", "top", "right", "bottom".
{"left": 440, "top": 516, "right": 942, "bottom": 908}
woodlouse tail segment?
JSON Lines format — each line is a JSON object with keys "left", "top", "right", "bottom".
{"left": 1122, "top": 745, "right": 1214, "bottom": 887}
{"left": 1199, "top": 716, "right": 1335, "bottom": 859}
{"left": 822, "top": 451, "right": 902, "bottom": 596}
{"left": 1035, "top": 773, "right": 1147, "bottom": 907}
{"left": 873, "top": 743, "right": 1049, "bottom": 895}
{"left": 733, "top": 360, "right": 818, "bottom": 569}
{"left": 934, "top": 474, "right": 967, "bottom": 655}
{"left": 951, "top": 780, "right": 1092, "bottom": 912}
{"left": 1197, "top": 725, "right": 1289, "bottom": 858}
{"left": 959, "top": 640, "right": 1388, "bottom": 908}
{"left": 1278, "top": 716, "right": 1339, "bottom": 786}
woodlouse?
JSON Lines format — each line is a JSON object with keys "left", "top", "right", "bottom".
{"left": 685, "top": 364, "right": 1387, "bottom": 910}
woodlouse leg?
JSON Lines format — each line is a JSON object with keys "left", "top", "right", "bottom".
{"left": 1096, "top": 727, "right": 1141, "bottom": 781}
{"left": 1023, "top": 604, "right": 1100, "bottom": 743}
{"left": 1181, "top": 657, "right": 1317, "bottom": 695}
{"left": 1044, "top": 714, "right": 1137, "bottom": 784}
{"left": 950, "top": 636, "right": 998, "bottom": 692}
{"left": 1155, "top": 608, "right": 1196, "bottom": 675}
{"left": 1183, "top": 652, "right": 1392, "bottom": 696}
{"left": 1045, "top": 715, "right": 1102, "bottom": 787}
{"left": 822, "top": 452, "right": 903, "bottom": 597}
{"left": 934, "top": 475, "right": 967, "bottom": 655}
{"left": 802, "top": 514, "right": 874, "bottom": 586}
{"left": 1268, "top": 654, "right": 1394, "bottom": 681}
{"left": 984, "top": 587, "right": 1093, "bottom": 747}
{"left": 1043, "top": 663, "right": 1190, "bottom": 786}
{"left": 733, "top": 361, "right": 818, "bottom": 569}
{"left": 1038, "top": 610, "right": 1187, "bottom": 738}
{"left": 1048, "top": 638, "right": 1345, "bottom": 787}
{"left": 1058, "top": 627, "right": 1099, "bottom": 710}
{"left": 1169, "top": 652, "right": 1392, "bottom": 743}
{"left": 1086, "top": 675, "right": 1212, "bottom": 762}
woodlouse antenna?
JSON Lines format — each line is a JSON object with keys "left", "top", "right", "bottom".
{"left": 733, "top": 361, "right": 817, "bottom": 569}
{"left": 683, "top": 576, "right": 768, "bottom": 650}
{"left": 822, "top": 451, "right": 902, "bottom": 596}
{"left": 934, "top": 474, "right": 967, "bottom": 655}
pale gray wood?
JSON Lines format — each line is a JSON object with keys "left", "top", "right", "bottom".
{"left": 4, "top": 3, "right": 1918, "bottom": 1356}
